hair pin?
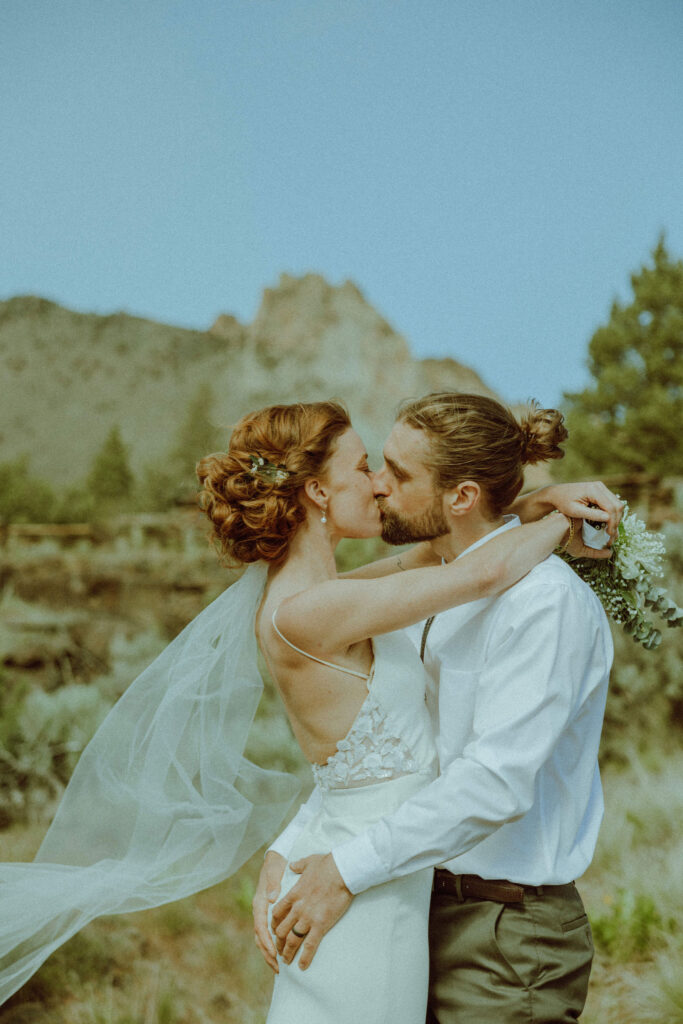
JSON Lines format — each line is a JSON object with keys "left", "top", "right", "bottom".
{"left": 249, "top": 455, "right": 290, "bottom": 485}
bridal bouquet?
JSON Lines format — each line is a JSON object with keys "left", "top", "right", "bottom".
{"left": 560, "top": 505, "right": 683, "bottom": 649}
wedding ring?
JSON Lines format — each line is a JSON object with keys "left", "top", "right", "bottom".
{"left": 292, "top": 925, "right": 309, "bottom": 938}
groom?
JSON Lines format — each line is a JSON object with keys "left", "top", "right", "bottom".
{"left": 255, "top": 392, "right": 615, "bottom": 1023}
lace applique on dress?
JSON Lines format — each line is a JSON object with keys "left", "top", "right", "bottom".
{"left": 311, "top": 693, "right": 418, "bottom": 791}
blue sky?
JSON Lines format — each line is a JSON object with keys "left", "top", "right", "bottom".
{"left": 2, "top": 0, "right": 682, "bottom": 406}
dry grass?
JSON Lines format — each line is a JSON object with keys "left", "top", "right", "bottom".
{"left": 0, "top": 837, "right": 275, "bottom": 1024}
{"left": 581, "top": 751, "right": 683, "bottom": 1024}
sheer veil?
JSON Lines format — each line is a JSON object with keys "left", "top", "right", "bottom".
{"left": 0, "top": 560, "right": 300, "bottom": 1003}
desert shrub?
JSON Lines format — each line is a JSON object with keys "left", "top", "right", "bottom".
{"left": 584, "top": 751, "right": 683, "bottom": 981}
{"left": 581, "top": 753, "right": 683, "bottom": 1023}
{"left": 632, "top": 939, "right": 683, "bottom": 1024}
{"left": 591, "top": 889, "right": 675, "bottom": 960}
{"left": 95, "top": 626, "right": 167, "bottom": 703}
{"left": 0, "top": 683, "right": 111, "bottom": 826}
{"left": 0, "top": 919, "right": 145, "bottom": 1020}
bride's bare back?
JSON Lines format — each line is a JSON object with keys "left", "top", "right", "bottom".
{"left": 256, "top": 579, "right": 374, "bottom": 767}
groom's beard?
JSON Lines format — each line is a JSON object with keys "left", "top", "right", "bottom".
{"left": 377, "top": 496, "right": 449, "bottom": 545}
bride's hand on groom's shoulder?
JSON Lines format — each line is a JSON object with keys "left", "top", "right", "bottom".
{"left": 270, "top": 853, "right": 353, "bottom": 970}
{"left": 546, "top": 481, "right": 624, "bottom": 541}
{"left": 253, "top": 851, "right": 287, "bottom": 972}
{"left": 514, "top": 482, "right": 624, "bottom": 541}
{"left": 546, "top": 482, "right": 627, "bottom": 560}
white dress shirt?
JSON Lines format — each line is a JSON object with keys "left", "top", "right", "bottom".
{"left": 271, "top": 517, "right": 613, "bottom": 895}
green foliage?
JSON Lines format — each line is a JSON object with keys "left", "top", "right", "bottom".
{"left": 558, "top": 238, "right": 683, "bottom": 479}
{"left": 0, "top": 456, "right": 55, "bottom": 524}
{"left": 590, "top": 888, "right": 673, "bottom": 961}
{"left": 0, "top": 683, "right": 111, "bottom": 826}
{"left": 87, "top": 425, "right": 135, "bottom": 510}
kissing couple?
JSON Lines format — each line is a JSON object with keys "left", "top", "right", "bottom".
{"left": 239, "top": 391, "right": 617, "bottom": 1023}
{"left": 0, "top": 392, "right": 619, "bottom": 1023}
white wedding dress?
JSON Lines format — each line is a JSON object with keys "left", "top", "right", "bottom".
{"left": 266, "top": 628, "right": 437, "bottom": 1024}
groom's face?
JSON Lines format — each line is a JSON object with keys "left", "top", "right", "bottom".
{"left": 373, "top": 421, "right": 449, "bottom": 545}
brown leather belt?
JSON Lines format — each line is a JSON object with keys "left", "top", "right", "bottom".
{"left": 432, "top": 869, "right": 574, "bottom": 904}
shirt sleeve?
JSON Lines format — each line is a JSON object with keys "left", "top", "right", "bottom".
{"left": 332, "top": 580, "right": 610, "bottom": 893}
{"left": 268, "top": 786, "right": 323, "bottom": 860}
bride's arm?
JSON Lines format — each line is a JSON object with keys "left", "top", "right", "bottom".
{"left": 339, "top": 542, "right": 439, "bottom": 580}
{"left": 510, "top": 482, "right": 623, "bottom": 537}
{"left": 342, "top": 483, "right": 624, "bottom": 582}
{"left": 279, "top": 513, "right": 574, "bottom": 653}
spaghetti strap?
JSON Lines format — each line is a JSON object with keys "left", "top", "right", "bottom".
{"left": 271, "top": 608, "right": 372, "bottom": 681}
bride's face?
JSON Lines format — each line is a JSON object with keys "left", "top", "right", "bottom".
{"left": 318, "top": 428, "right": 381, "bottom": 538}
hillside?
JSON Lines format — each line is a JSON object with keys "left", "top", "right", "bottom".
{"left": 0, "top": 275, "right": 499, "bottom": 485}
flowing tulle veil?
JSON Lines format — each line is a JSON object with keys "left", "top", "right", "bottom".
{"left": 0, "top": 561, "right": 300, "bottom": 1003}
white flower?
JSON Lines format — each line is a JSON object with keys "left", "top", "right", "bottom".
{"left": 616, "top": 555, "right": 642, "bottom": 581}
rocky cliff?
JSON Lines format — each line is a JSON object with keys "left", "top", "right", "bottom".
{"left": 0, "top": 275, "right": 498, "bottom": 484}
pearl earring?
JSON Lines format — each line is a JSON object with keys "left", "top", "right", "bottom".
{"left": 321, "top": 509, "right": 327, "bottom": 524}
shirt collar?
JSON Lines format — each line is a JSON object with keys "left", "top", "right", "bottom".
{"left": 454, "top": 514, "right": 521, "bottom": 561}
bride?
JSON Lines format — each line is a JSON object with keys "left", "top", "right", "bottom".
{"left": 0, "top": 399, "right": 615, "bottom": 1016}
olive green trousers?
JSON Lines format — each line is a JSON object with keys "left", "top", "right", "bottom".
{"left": 426, "top": 883, "right": 593, "bottom": 1023}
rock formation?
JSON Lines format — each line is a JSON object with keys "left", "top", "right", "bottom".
{"left": 0, "top": 275, "right": 498, "bottom": 484}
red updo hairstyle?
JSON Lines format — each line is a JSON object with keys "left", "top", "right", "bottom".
{"left": 196, "top": 401, "right": 350, "bottom": 565}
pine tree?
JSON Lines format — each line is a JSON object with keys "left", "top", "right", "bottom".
{"left": 143, "top": 386, "right": 220, "bottom": 511}
{"left": 171, "top": 384, "right": 220, "bottom": 479}
{"left": 87, "top": 426, "right": 134, "bottom": 504}
{"left": 558, "top": 239, "right": 683, "bottom": 480}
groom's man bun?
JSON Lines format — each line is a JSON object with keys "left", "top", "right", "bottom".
{"left": 517, "top": 401, "right": 568, "bottom": 466}
{"left": 196, "top": 400, "right": 350, "bottom": 565}
{"left": 398, "top": 393, "right": 567, "bottom": 518}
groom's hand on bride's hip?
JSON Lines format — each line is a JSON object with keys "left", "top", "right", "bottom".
{"left": 271, "top": 853, "right": 353, "bottom": 969}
